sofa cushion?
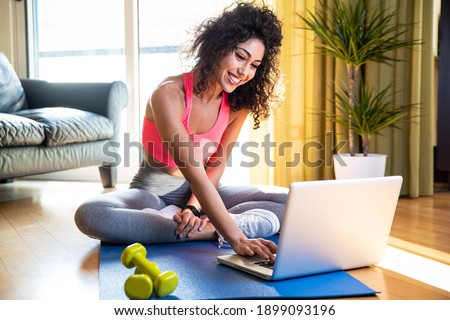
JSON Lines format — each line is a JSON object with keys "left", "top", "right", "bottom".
{"left": 0, "top": 113, "right": 45, "bottom": 147}
{"left": 14, "top": 107, "right": 114, "bottom": 147}
{"left": 0, "top": 52, "right": 27, "bottom": 113}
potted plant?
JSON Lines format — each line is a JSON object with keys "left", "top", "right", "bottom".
{"left": 329, "top": 81, "right": 416, "bottom": 178}
{"left": 298, "top": 0, "right": 420, "bottom": 178}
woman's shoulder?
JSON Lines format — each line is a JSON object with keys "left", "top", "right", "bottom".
{"left": 151, "top": 74, "right": 186, "bottom": 105}
{"left": 228, "top": 107, "right": 250, "bottom": 124}
{"left": 146, "top": 74, "right": 186, "bottom": 119}
{"left": 153, "top": 74, "right": 185, "bottom": 97}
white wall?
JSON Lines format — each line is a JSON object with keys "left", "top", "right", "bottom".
{"left": 0, "top": 0, "right": 27, "bottom": 77}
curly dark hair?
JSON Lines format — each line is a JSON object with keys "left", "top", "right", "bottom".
{"left": 183, "top": 1, "right": 283, "bottom": 129}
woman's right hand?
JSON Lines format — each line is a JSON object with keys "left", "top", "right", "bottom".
{"left": 229, "top": 237, "right": 278, "bottom": 261}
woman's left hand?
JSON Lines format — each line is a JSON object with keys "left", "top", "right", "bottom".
{"left": 173, "top": 210, "right": 209, "bottom": 238}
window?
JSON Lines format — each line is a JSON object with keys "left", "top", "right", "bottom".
{"left": 29, "top": 0, "right": 125, "bottom": 82}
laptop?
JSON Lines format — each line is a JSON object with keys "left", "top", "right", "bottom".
{"left": 217, "top": 176, "right": 403, "bottom": 281}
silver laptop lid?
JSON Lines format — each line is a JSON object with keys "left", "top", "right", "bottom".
{"left": 271, "top": 176, "right": 403, "bottom": 280}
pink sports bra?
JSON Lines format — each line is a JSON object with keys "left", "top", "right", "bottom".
{"left": 142, "top": 70, "right": 230, "bottom": 168}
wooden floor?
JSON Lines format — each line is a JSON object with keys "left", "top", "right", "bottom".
{"left": 0, "top": 179, "right": 449, "bottom": 300}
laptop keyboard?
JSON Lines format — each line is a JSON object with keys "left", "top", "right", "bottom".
{"left": 255, "top": 260, "right": 275, "bottom": 270}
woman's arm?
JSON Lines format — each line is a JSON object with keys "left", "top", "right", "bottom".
{"left": 150, "top": 82, "right": 276, "bottom": 260}
{"left": 206, "top": 109, "right": 249, "bottom": 185}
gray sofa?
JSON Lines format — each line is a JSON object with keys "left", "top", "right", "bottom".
{"left": 0, "top": 52, "right": 128, "bottom": 187}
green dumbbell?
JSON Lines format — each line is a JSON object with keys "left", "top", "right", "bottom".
{"left": 121, "top": 243, "right": 179, "bottom": 297}
{"left": 124, "top": 273, "right": 153, "bottom": 300}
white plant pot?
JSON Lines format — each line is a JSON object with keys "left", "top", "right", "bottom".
{"left": 333, "top": 153, "right": 387, "bottom": 179}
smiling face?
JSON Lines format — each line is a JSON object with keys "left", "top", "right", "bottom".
{"left": 213, "top": 38, "right": 265, "bottom": 93}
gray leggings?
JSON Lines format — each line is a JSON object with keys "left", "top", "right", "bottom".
{"left": 75, "top": 164, "right": 287, "bottom": 244}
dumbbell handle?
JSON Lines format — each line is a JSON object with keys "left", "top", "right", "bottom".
{"left": 132, "top": 254, "right": 161, "bottom": 279}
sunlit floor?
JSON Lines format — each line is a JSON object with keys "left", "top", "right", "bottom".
{"left": 378, "top": 246, "right": 450, "bottom": 293}
{"left": 0, "top": 179, "right": 449, "bottom": 300}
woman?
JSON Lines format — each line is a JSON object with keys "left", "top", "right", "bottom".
{"left": 75, "top": 2, "right": 287, "bottom": 261}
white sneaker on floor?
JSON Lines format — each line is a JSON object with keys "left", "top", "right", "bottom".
{"left": 229, "top": 209, "right": 280, "bottom": 238}
{"left": 142, "top": 205, "right": 181, "bottom": 220}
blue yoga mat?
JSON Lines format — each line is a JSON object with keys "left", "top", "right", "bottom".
{"left": 99, "top": 236, "right": 378, "bottom": 300}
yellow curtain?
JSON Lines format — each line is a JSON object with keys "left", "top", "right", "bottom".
{"left": 250, "top": 0, "right": 436, "bottom": 197}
